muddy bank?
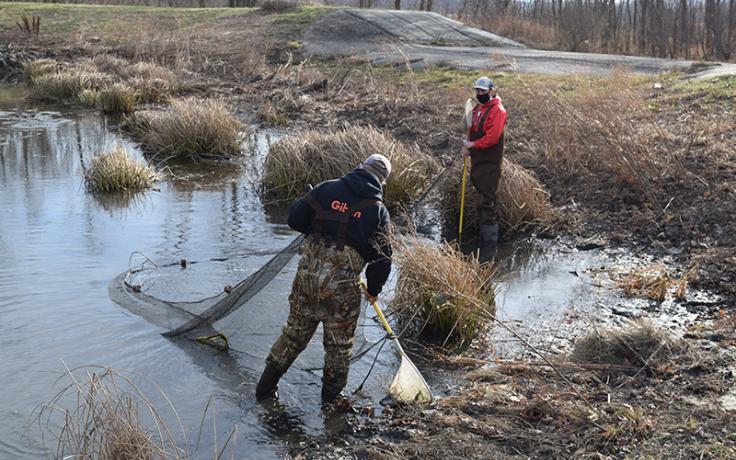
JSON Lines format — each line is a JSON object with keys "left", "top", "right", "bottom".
{"left": 290, "top": 320, "right": 736, "bottom": 459}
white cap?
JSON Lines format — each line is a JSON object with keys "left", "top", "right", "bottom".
{"left": 361, "top": 154, "right": 392, "bottom": 183}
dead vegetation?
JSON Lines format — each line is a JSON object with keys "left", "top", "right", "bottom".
{"left": 36, "top": 366, "right": 186, "bottom": 459}
{"left": 571, "top": 322, "right": 683, "bottom": 378}
{"left": 615, "top": 262, "right": 690, "bottom": 302}
{"left": 439, "top": 157, "right": 555, "bottom": 236}
{"left": 301, "top": 322, "right": 735, "bottom": 459}
{"left": 508, "top": 71, "right": 691, "bottom": 209}
{"left": 24, "top": 55, "right": 179, "bottom": 113}
{"left": 261, "top": 126, "right": 438, "bottom": 208}
{"left": 84, "top": 145, "right": 161, "bottom": 193}
{"left": 134, "top": 98, "right": 244, "bottom": 161}
{"left": 391, "top": 235, "right": 497, "bottom": 347}
{"left": 35, "top": 366, "right": 238, "bottom": 460}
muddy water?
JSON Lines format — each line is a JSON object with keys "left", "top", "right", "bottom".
{"left": 0, "top": 89, "right": 700, "bottom": 458}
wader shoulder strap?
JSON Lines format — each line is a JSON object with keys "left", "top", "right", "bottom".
{"left": 470, "top": 104, "right": 494, "bottom": 141}
{"left": 303, "top": 194, "right": 382, "bottom": 251}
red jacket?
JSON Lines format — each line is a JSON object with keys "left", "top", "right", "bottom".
{"left": 469, "top": 96, "right": 507, "bottom": 149}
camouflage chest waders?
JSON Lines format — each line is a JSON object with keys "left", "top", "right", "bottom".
{"left": 261, "top": 195, "right": 380, "bottom": 402}
{"left": 265, "top": 237, "right": 365, "bottom": 401}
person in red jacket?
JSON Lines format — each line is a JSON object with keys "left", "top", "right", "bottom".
{"left": 462, "top": 76, "right": 508, "bottom": 262}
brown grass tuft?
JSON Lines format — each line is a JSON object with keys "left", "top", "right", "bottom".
{"left": 616, "top": 263, "right": 689, "bottom": 302}
{"left": 123, "top": 61, "right": 178, "bottom": 89}
{"left": 440, "top": 157, "right": 554, "bottom": 236}
{"left": 138, "top": 98, "right": 243, "bottom": 161}
{"left": 391, "top": 236, "right": 497, "bottom": 347}
{"left": 572, "top": 322, "right": 682, "bottom": 377}
{"left": 98, "top": 83, "right": 137, "bottom": 114}
{"left": 262, "top": 126, "right": 438, "bottom": 208}
{"left": 85, "top": 145, "right": 161, "bottom": 192}
{"left": 35, "top": 366, "right": 187, "bottom": 460}
{"left": 29, "top": 70, "right": 113, "bottom": 101}
{"left": 23, "top": 58, "right": 62, "bottom": 80}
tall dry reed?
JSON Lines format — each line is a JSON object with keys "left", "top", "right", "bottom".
{"left": 392, "top": 235, "right": 497, "bottom": 347}
{"left": 35, "top": 366, "right": 187, "bottom": 460}
{"left": 139, "top": 98, "right": 243, "bottom": 160}
{"left": 507, "top": 71, "right": 689, "bottom": 206}
{"left": 262, "top": 126, "right": 438, "bottom": 208}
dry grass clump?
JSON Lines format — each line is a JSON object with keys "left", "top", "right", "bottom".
{"left": 99, "top": 83, "right": 137, "bottom": 114}
{"left": 23, "top": 58, "right": 62, "bottom": 79}
{"left": 122, "top": 109, "right": 155, "bottom": 138}
{"left": 440, "top": 157, "right": 554, "bottom": 236}
{"left": 391, "top": 236, "right": 497, "bottom": 347}
{"left": 78, "top": 88, "right": 100, "bottom": 108}
{"left": 25, "top": 56, "right": 177, "bottom": 110}
{"left": 123, "top": 61, "right": 178, "bottom": 89}
{"left": 572, "top": 322, "right": 682, "bottom": 377}
{"left": 35, "top": 366, "right": 187, "bottom": 460}
{"left": 85, "top": 146, "right": 161, "bottom": 192}
{"left": 29, "top": 70, "right": 112, "bottom": 101}
{"left": 262, "top": 126, "right": 438, "bottom": 208}
{"left": 130, "top": 77, "right": 173, "bottom": 104}
{"left": 138, "top": 98, "right": 243, "bottom": 160}
{"left": 92, "top": 54, "right": 130, "bottom": 76}
{"left": 616, "top": 263, "right": 689, "bottom": 302}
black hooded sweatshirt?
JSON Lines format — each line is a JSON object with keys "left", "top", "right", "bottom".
{"left": 287, "top": 168, "right": 392, "bottom": 296}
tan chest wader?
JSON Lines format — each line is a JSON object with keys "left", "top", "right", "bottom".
{"left": 469, "top": 104, "right": 504, "bottom": 262}
{"left": 257, "top": 193, "right": 382, "bottom": 403}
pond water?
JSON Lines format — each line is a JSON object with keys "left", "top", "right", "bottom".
{"left": 0, "top": 88, "right": 700, "bottom": 458}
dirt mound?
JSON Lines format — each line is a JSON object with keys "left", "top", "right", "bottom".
{"left": 304, "top": 9, "right": 524, "bottom": 51}
{"left": 304, "top": 9, "right": 703, "bottom": 76}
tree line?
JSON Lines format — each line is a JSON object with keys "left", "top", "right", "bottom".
{"left": 456, "top": 0, "right": 736, "bottom": 61}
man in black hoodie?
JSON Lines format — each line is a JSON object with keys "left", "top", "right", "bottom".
{"left": 256, "top": 154, "right": 392, "bottom": 403}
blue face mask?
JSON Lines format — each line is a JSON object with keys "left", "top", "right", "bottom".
{"left": 476, "top": 93, "right": 491, "bottom": 104}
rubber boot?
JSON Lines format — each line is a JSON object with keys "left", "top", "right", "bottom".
{"left": 478, "top": 223, "right": 499, "bottom": 264}
{"left": 256, "top": 364, "right": 283, "bottom": 402}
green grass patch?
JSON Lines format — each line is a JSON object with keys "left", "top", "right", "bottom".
{"left": 270, "top": 4, "right": 331, "bottom": 28}
{"left": 669, "top": 74, "right": 736, "bottom": 101}
{"left": 0, "top": 2, "right": 252, "bottom": 35}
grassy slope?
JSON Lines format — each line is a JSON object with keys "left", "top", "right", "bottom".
{"left": 0, "top": 2, "right": 252, "bottom": 34}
